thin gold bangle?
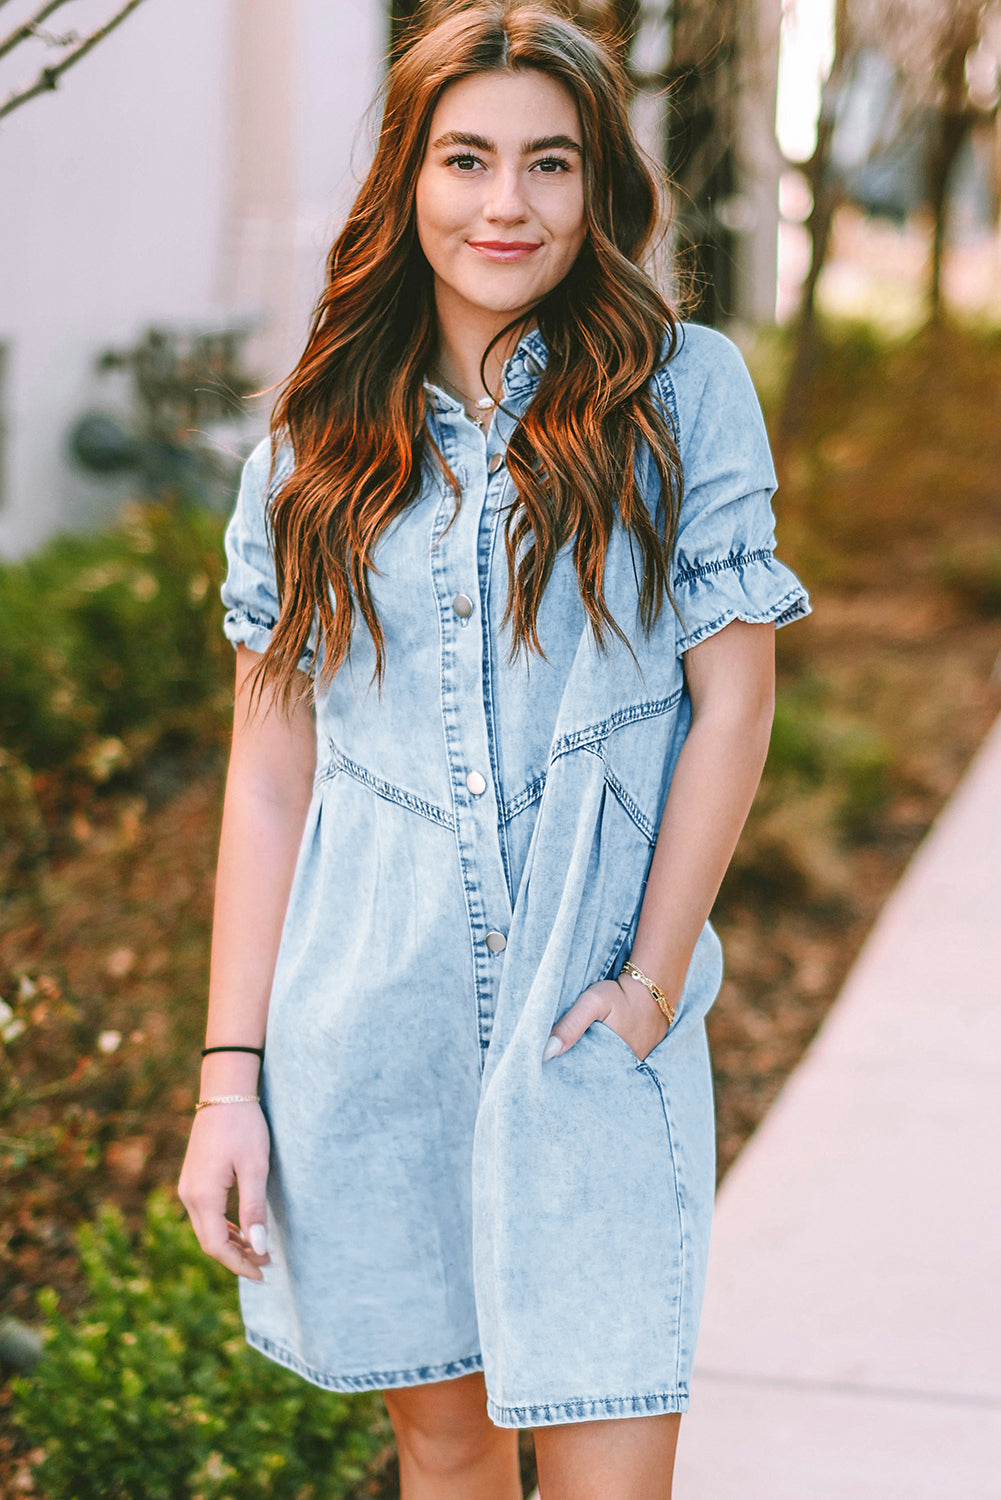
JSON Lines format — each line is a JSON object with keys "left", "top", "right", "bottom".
{"left": 619, "top": 959, "right": 676, "bottom": 1026}
{"left": 195, "top": 1095, "right": 261, "bottom": 1111}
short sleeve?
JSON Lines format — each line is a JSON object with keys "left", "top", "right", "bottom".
{"left": 657, "top": 324, "right": 810, "bottom": 656}
{"left": 220, "top": 436, "right": 316, "bottom": 672}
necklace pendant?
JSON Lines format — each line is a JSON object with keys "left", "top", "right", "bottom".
{"left": 475, "top": 395, "right": 494, "bottom": 410}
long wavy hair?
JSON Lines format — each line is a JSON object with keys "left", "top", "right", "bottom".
{"left": 261, "top": 0, "right": 684, "bottom": 703}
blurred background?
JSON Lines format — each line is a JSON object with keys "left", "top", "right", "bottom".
{"left": 1, "top": 2, "right": 999, "bottom": 1496}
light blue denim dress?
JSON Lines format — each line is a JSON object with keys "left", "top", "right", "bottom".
{"left": 223, "top": 321, "right": 810, "bottom": 1427}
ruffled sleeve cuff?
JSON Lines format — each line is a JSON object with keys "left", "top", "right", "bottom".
{"left": 220, "top": 437, "right": 317, "bottom": 674}
{"left": 672, "top": 546, "right": 811, "bottom": 656}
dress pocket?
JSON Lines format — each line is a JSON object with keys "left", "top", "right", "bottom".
{"left": 590, "top": 1015, "right": 676, "bottom": 1067}
{"left": 582, "top": 913, "right": 665, "bottom": 1063}
{"left": 589, "top": 1016, "right": 644, "bottom": 1064}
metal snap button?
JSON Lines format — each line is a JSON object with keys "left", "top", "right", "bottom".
{"left": 466, "top": 770, "right": 487, "bottom": 796}
{"left": 485, "top": 930, "right": 507, "bottom": 952}
{"left": 487, "top": 453, "right": 503, "bottom": 474}
{"left": 452, "top": 592, "right": 474, "bottom": 618}
{"left": 525, "top": 355, "right": 543, "bottom": 377}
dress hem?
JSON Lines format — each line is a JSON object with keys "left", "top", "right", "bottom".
{"left": 488, "top": 1390, "right": 690, "bottom": 1428}
{"left": 244, "top": 1329, "right": 484, "bottom": 1392}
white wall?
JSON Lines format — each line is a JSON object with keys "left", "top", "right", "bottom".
{"left": 0, "top": 0, "right": 385, "bottom": 556}
{"left": 0, "top": 0, "right": 231, "bottom": 552}
{"left": 290, "top": 0, "right": 385, "bottom": 373}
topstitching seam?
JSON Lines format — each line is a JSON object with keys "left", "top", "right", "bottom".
{"left": 323, "top": 743, "right": 455, "bottom": 830}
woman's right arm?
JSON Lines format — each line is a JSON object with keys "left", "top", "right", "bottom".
{"left": 178, "top": 644, "right": 317, "bottom": 1280}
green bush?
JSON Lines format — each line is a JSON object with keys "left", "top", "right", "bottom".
{"left": 766, "top": 678, "right": 894, "bottom": 838}
{"left": 766, "top": 680, "right": 829, "bottom": 785}
{"left": 11, "top": 1190, "right": 390, "bottom": 1500}
{"left": 832, "top": 726, "right": 892, "bottom": 839}
{"left": 0, "top": 503, "right": 233, "bottom": 781}
{"left": 939, "top": 545, "right": 1001, "bottom": 617}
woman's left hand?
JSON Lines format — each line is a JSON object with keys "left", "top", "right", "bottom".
{"left": 543, "top": 976, "right": 671, "bottom": 1063}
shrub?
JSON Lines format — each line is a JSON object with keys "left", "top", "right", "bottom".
{"left": 766, "top": 681, "right": 829, "bottom": 785}
{"left": 765, "top": 678, "right": 895, "bottom": 839}
{"left": 0, "top": 503, "right": 233, "bottom": 783}
{"left": 939, "top": 545, "right": 1001, "bottom": 618}
{"left": 0, "top": 746, "right": 47, "bottom": 889}
{"left": 837, "top": 731, "right": 895, "bottom": 838}
{"left": 11, "top": 1190, "right": 390, "bottom": 1500}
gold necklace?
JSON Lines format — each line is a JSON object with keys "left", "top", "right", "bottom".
{"left": 430, "top": 367, "right": 497, "bottom": 429}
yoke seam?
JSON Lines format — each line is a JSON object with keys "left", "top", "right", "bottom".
{"left": 549, "top": 692, "right": 682, "bottom": 762}
{"left": 602, "top": 763, "right": 658, "bottom": 844}
{"left": 497, "top": 696, "right": 680, "bottom": 831}
{"left": 323, "top": 743, "right": 455, "bottom": 830}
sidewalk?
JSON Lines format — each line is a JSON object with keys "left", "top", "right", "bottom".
{"left": 673, "top": 712, "right": 1001, "bottom": 1497}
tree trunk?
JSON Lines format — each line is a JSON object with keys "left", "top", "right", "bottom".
{"left": 776, "top": 0, "right": 854, "bottom": 446}
{"left": 776, "top": 111, "right": 842, "bottom": 444}
{"left": 663, "top": 0, "right": 741, "bottom": 327}
{"left": 926, "top": 107, "right": 972, "bottom": 323}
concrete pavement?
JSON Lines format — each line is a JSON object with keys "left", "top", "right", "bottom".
{"left": 673, "top": 712, "right": 1001, "bottom": 1497}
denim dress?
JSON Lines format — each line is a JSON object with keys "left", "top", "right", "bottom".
{"left": 223, "top": 321, "right": 810, "bottom": 1427}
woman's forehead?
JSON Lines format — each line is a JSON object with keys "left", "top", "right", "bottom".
{"left": 428, "top": 69, "right": 583, "bottom": 145}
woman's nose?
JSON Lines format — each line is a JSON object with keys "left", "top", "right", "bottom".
{"left": 483, "top": 165, "right": 529, "bottom": 224}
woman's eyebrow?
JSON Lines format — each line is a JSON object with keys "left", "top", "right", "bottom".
{"left": 430, "top": 131, "right": 494, "bottom": 152}
{"left": 523, "top": 134, "right": 582, "bottom": 154}
{"left": 430, "top": 130, "right": 582, "bottom": 155}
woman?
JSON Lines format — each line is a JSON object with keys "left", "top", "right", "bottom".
{"left": 178, "top": 3, "right": 810, "bottom": 1496}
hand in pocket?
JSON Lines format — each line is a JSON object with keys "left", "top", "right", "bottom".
{"left": 542, "top": 977, "right": 670, "bottom": 1063}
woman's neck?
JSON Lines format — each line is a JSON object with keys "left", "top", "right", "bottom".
{"left": 432, "top": 287, "right": 534, "bottom": 405}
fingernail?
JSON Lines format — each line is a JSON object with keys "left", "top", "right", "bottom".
{"left": 248, "top": 1223, "right": 268, "bottom": 1255}
{"left": 542, "top": 1034, "right": 564, "bottom": 1062}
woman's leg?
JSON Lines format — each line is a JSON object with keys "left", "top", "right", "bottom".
{"left": 534, "top": 1413, "right": 681, "bottom": 1500}
{"left": 382, "top": 1370, "right": 522, "bottom": 1500}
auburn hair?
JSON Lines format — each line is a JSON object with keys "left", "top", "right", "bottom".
{"left": 260, "top": 0, "right": 684, "bottom": 704}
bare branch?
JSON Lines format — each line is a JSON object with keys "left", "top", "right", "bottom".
{"left": 0, "top": 0, "right": 149, "bottom": 122}
{"left": 0, "top": 0, "right": 74, "bottom": 63}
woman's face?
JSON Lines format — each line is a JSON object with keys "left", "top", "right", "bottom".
{"left": 415, "top": 68, "right": 587, "bottom": 330}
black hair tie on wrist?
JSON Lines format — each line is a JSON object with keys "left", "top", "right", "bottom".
{"left": 201, "top": 1045, "right": 264, "bottom": 1058}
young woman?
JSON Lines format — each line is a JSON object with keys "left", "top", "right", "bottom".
{"left": 178, "top": 4, "right": 810, "bottom": 1496}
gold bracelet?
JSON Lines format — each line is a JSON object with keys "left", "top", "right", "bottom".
{"left": 619, "top": 959, "right": 676, "bottom": 1026}
{"left": 195, "top": 1094, "right": 261, "bottom": 1111}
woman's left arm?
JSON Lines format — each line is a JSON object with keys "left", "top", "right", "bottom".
{"left": 544, "top": 618, "right": 775, "bottom": 1061}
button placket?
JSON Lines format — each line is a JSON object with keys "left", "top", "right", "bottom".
{"left": 431, "top": 415, "right": 513, "bottom": 1056}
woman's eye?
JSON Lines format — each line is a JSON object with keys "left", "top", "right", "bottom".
{"left": 531, "top": 156, "right": 572, "bottom": 174}
{"left": 445, "top": 153, "right": 482, "bottom": 171}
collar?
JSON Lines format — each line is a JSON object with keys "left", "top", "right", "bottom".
{"left": 422, "top": 327, "right": 550, "bottom": 411}
{"left": 501, "top": 327, "right": 549, "bottom": 398}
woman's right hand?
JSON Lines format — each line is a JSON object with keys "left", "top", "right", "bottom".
{"left": 178, "top": 646, "right": 314, "bottom": 1280}
{"left": 178, "top": 1101, "right": 272, "bottom": 1281}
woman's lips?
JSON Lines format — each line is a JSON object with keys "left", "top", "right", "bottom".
{"left": 467, "top": 240, "right": 542, "bottom": 261}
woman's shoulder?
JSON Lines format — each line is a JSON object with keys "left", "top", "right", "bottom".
{"left": 226, "top": 436, "right": 297, "bottom": 550}
{"left": 651, "top": 320, "right": 765, "bottom": 455}
{"left": 240, "top": 433, "right": 295, "bottom": 492}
